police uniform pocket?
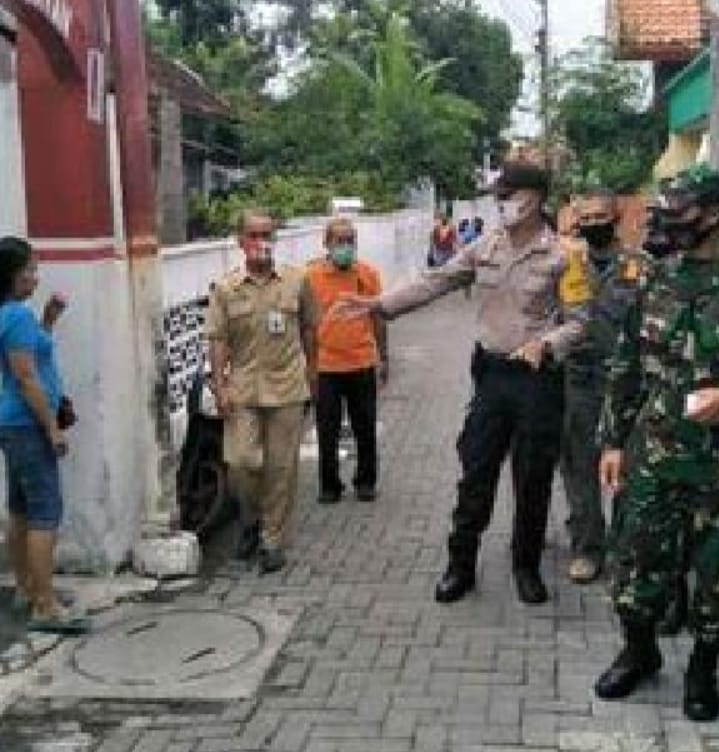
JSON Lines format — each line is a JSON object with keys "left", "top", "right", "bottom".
{"left": 475, "top": 264, "right": 502, "bottom": 289}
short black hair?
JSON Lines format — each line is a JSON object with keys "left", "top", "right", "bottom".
{"left": 0, "top": 237, "right": 32, "bottom": 304}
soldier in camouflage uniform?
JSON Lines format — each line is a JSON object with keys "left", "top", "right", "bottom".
{"left": 595, "top": 165, "right": 719, "bottom": 722}
{"left": 559, "top": 191, "right": 639, "bottom": 584}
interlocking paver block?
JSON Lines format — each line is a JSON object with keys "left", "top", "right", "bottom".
{"left": 134, "top": 730, "right": 174, "bottom": 752}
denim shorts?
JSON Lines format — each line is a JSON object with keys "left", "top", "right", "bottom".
{"left": 0, "top": 426, "right": 63, "bottom": 531}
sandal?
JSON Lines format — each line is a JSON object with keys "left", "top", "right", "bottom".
{"left": 27, "top": 606, "right": 91, "bottom": 636}
{"left": 12, "top": 588, "right": 76, "bottom": 615}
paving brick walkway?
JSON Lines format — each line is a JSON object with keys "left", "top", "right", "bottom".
{"left": 3, "top": 293, "right": 718, "bottom": 751}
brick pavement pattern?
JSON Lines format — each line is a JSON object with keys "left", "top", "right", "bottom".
{"left": 3, "top": 294, "right": 719, "bottom": 751}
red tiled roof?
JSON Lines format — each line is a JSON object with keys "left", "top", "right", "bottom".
{"left": 146, "top": 50, "right": 232, "bottom": 119}
{"left": 608, "top": 0, "right": 708, "bottom": 61}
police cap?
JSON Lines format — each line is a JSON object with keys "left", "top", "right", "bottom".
{"left": 492, "top": 161, "right": 550, "bottom": 200}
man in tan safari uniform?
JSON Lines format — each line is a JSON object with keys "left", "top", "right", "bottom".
{"left": 207, "top": 210, "right": 317, "bottom": 574}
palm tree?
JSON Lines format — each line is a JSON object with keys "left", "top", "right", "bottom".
{"left": 331, "top": 12, "right": 482, "bottom": 192}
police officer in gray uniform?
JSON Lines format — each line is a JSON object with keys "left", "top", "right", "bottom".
{"left": 333, "top": 162, "right": 583, "bottom": 604}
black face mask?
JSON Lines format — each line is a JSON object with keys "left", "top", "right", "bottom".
{"left": 579, "top": 222, "right": 615, "bottom": 250}
{"left": 644, "top": 210, "right": 718, "bottom": 257}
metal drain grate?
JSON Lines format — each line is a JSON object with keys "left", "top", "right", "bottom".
{"left": 71, "top": 610, "right": 264, "bottom": 686}
{"left": 32, "top": 605, "right": 298, "bottom": 701}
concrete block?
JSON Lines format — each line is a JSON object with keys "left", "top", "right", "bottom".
{"left": 132, "top": 531, "right": 200, "bottom": 579}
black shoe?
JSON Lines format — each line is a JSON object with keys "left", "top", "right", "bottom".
{"left": 355, "top": 485, "right": 377, "bottom": 502}
{"left": 514, "top": 567, "right": 548, "bottom": 604}
{"left": 595, "top": 624, "right": 662, "bottom": 700}
{"left": 684, "top": 642, "right": 719, "bottom": 722}
{"left": 258, "top": 545, "right": 287, "bottom": 575}
{"left": 658, "top": 577, "right": 689, "bottom": 636}
{"left": 236, "top": 522, "right": 260, "bottom": 560}
{"left": 318, "top": 489, "right": 343, "bottom": 505}
{"left": 435, "top": 568, "right": 476, "bottom": 603}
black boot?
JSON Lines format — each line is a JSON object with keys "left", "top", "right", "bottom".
{"left": 435, "top": 566, "right": 476, "bottom": 603}
{"left": 514, "top": 567, "right": 548, "bottom": 604}
{"left": 684, "top": 640, "right": 719, "bottom": 722}
{"left": 595, "top": 620, "right": 662, "bottom": 700}
{"left": 657, "top": 576, "right": 689, "bottom": 636}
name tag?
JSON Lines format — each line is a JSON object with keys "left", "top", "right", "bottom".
{"left": 267, "top": 310, "right": 286, "bottom": 335}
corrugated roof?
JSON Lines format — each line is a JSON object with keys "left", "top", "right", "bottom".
{"left": 146, "top": 50, "right": 232, "bottom": 119}
{"left": 608, "top": 0, "right": 708, "bottom": 61}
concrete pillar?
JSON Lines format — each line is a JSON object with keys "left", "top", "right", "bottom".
{"left": 157, "top": 94, "right": 186, "bottom": 245}
{"left": 107, "top": 0, "right": 177, "bottom": 532}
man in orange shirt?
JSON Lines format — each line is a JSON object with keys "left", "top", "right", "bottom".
{"left": 307, "top": 217, "right": 388, "bottom": 504}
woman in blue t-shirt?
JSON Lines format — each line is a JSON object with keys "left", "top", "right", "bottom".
{"left": 0, "top": 237, "right": 88, "bottom": 634}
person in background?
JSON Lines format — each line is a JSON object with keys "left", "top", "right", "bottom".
{"left": 458, "top": 219, "right": 474, "bottom": 246}
{"left": 307, "top": 217, "right": 388, "bottom": 504}
{"left": 429, "top": 214, "right": 457, "bottom": 268}
{"left": 207, "top": 210, "right": 318, "bottom": 574}
{"left": 559, "top": 191, "right": 639, "bottom": 585}
{"left": 0, "top": 236, "right": 88, "bottom": 634}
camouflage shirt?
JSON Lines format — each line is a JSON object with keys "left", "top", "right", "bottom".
{"left": 598, "top": 253, "right": 719, "bottom": 484}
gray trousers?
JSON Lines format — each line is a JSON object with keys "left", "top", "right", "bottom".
{"left": 560, "top": 380, "right": 605, "bottom": 561}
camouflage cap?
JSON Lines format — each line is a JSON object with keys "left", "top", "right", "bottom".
{"left": 659, "top": 163, "right": 719, "bottom": 212}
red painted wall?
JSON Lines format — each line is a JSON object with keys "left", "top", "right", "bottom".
{"left": 15, "top": 0, "right": 113, "bottom": 244}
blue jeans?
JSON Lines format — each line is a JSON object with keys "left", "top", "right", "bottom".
{"left": 0, "top": 426, "right": 63, "bottom": 531}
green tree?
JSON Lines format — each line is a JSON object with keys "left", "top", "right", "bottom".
{"left": 410, "top": 3, "right": 522, "bottom": 158}
{"left": 331, "top": 13, "right": 482, "bottom": 196}
{"left": 552, "top": 38, "right": 665, "bottom": 194}
{"left": 153, "top": 0, "right": 242, "bottom": 48}
{"left": 305, "top": 0, "right": 521, "bottom": 154}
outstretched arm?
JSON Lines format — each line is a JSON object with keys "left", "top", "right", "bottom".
{"left": 332, "top": 245, "right": 476, "bottom": 321}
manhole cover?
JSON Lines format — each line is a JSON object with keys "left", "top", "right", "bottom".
{"left": 31, "top": 605, "right": 298, "bottom": 700}
{"left": 72, "top": 610, "right": 264, "bottom": 685}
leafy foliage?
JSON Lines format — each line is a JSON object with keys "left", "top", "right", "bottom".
{"left": 552, "top": 39, "right": 665, "bottom": 195}
{"left": 145, "top": 0, "right": 525, "bottom": 223}
{"left": 188, "top": 172, "right": 401, "bottom": 238}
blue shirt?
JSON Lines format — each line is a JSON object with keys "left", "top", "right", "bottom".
{"left": 0, "top": 302, "right": 63, "bottom": 427}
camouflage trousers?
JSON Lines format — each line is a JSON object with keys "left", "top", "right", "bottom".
{"left": 608, "top": 456, "right": 719, "bottom": 644}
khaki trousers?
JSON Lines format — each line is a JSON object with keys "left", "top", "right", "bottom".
{"left": 224, "top": 404, "right": 305, "bottom": 547}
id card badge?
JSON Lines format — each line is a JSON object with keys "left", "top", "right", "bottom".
{"left": 267, "top": 310, "right": 286, "bottom": 335}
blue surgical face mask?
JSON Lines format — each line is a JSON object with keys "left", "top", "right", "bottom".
{"left": 330, "top": 244, "right": 356, "bottom": 270}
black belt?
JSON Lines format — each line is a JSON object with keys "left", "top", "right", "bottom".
{"left": 471, "top": 342, "right": 559, "bottom": 381}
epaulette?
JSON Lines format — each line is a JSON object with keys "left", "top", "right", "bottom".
{"left": 615, "top": 251, "right": 641, "bottom": 283}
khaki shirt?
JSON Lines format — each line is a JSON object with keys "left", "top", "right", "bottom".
{"left": 206, "top": 265, "right": 316, "bottom": 407}
{"left": 382, "top": 227, "right": 582, "bottom": 359}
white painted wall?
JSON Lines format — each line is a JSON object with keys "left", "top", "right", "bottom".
{"left": 162, "top": 208, "right": 434, "bottom": 308}
{"left": 452, "top": 196, "right": 499, "bottom": 230}
{"left": 0, "top": 27, "right": 27, "bottom": 236}
{"left": 18, "top": 260, "right": 147, "bottom": 571}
